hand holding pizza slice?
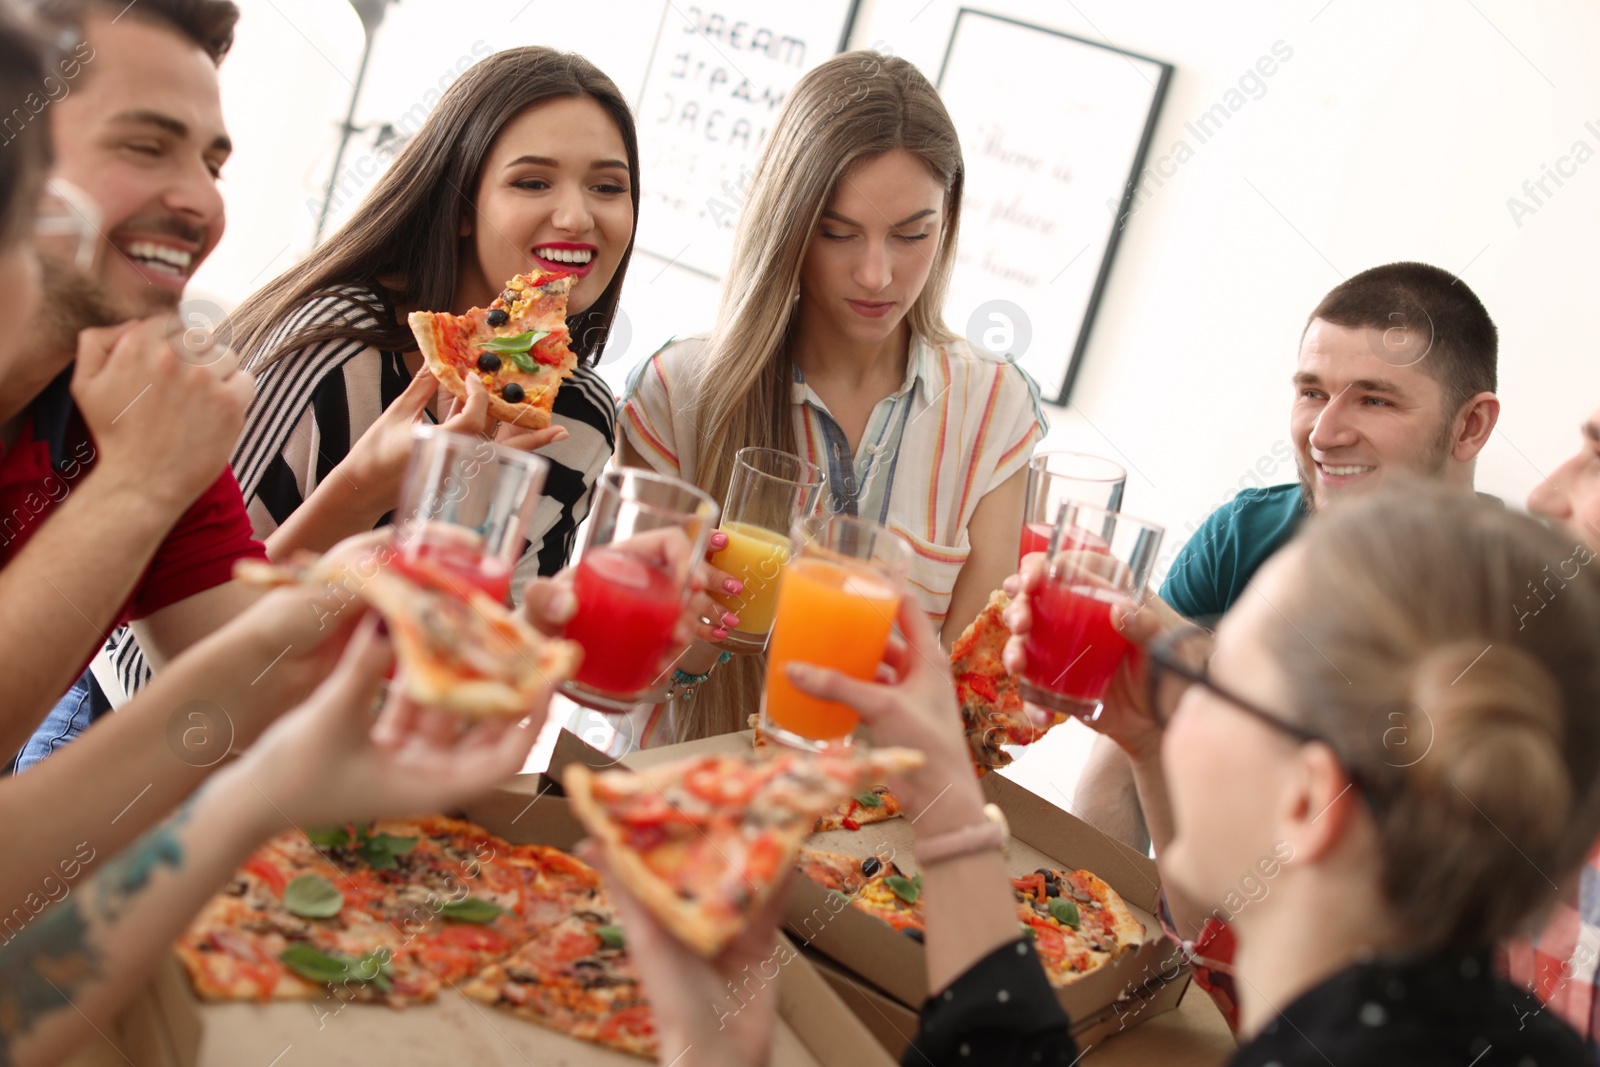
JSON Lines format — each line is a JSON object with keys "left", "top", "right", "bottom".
{"left": 565, "top": 747, "right": 924, "bottom": 957}
{"left": 408, "top": 269, "right": 577, "bottom": 431}
{"left": 235, "top": 535, "right": 581, "bottom": 720}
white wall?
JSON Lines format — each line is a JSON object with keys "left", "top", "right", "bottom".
{"left": 199, "top": 0, "right": 1600, "bottom": 565}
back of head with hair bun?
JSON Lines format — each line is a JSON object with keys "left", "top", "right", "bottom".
{"left": 1267, "top": 482, "right": 1600, "bottom": 950}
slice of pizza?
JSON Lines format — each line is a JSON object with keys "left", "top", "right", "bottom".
{"left": 749, "top": 716, "right": 905, "bottom": 833}
{"left": 565, "top": 747, "right": 924, "bottom": 956}
{"left": 1012, "top": 866, "right": 1146, "bottom": 985}
{"left": 460, "top": 896, "right": 657, "bottom": 1058}
{"left": 235, "top": 540, "right": 581, "bottom": 719}
{"left": 407, "top": 269, "right": 576, "bottom": 429}
{"left": 950, "top": 590, "right": 1066, "bottom": 774}
{"left": 794, "top": 847, "right": 926, "bottom": 945}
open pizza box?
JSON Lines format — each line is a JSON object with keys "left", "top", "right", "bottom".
{"left": 127, "top": 755, "right": 895, "bottom": 1067}
{"left": 539, "top": 728, "right": 1192, "bottom": 1055}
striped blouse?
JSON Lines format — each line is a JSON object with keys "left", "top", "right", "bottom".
{"left": 621, "top": 334, "right": 1046, "bottom": 626}
{"left": 96, "top": 285, "right": 616, "bottom": 701}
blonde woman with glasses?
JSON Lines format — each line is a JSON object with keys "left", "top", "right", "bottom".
{"left": 618, "top": 51, "right": 1045, "bottom": 746}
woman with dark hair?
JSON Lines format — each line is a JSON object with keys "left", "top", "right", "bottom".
{"left": 226, "top": 46, "right": 636, "bottom": 580}
{"left": 86, "top": 46, "right": 641, "bottom": 705}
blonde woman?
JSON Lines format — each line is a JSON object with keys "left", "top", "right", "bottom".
{"left": 619, "top": 52, "right": 1045, "bottom": 745}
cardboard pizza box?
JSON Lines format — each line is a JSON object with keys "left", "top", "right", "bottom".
{"left": 542, "top": 727, "right": 1192, "bottom": 1047}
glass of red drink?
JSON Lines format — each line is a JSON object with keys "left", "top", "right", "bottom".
{"left": 1019, "top": 501, "right": 1163, "bottom": 720}
{"left": 395, "top": 426, "right": 550, "bottom": 603}
{"left": 1020, "top": 452, "right": 1126, "bottom": 564}
{"left": 558, "top": 469, "right": 719, "bottom": 713}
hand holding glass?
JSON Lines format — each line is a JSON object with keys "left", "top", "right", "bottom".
{"left": 707, "top": 447, "right": 826, "bottom": 654}
{"left": 761, "top": 515, "right": 910, "bottom": 750}
{"left": 1019, "top": 502, "right": 1164, "bottom": 720}
{"left": 559, "top": 470, "right": 718, "bottom": 712}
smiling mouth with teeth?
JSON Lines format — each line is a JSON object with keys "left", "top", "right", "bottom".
{"left": 1318, "top": 463, "right": 1375, "bottom": 477}
{"left": 533, "top": 246, "right": 595, "bottom": 265}
{"left": 122, "top": 239, "right": 195, "bottom": 277}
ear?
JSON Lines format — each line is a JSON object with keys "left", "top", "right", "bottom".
{"left": 1278, "top": 741, "right": 1360, "bottom": 864}
{"left": 1451, "top": 391, "right": 1500, "bottom": 462}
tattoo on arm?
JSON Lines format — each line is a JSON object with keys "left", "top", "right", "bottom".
{"left": 0, "top": 802, "right": 191, "bottom": 1064}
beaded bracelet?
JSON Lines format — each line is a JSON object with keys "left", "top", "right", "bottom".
{"left": 665, "top": 651, "right": 733, "bottom": 702}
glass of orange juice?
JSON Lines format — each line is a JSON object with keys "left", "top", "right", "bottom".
{"left": 708, "top": 448, "right": 826, "bottom": 654}
{"left": 761, "top": 514, "right": 911, "bottom": 750}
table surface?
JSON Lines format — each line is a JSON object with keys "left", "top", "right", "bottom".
{"left": 1088, "top": 985, "right": 1237, "bottom": 1065}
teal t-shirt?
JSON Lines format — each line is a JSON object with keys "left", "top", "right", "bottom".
{"left": 1159, "top": 484, "right": 1308, "bottom": 625}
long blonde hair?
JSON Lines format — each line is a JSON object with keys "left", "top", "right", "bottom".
{"left": 674, "top": 52, "right": 965, "bottom": 741}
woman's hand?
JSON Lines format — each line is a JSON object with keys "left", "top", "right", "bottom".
{"left": 235, "top": 616, "right": 547, "bottom": 828}
{"left": 687, "top": 530, "right": 742, "bottom": 644}
{"left": 583, "top": 843, "right": 784, "bottom": 1067}
{"left": 1001, "top": 553, "right": 1191, "bottom": 760}
{"left": 783, "top": 597, "right": 986, "bottom": 836}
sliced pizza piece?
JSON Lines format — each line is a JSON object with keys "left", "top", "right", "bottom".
{"left": 566, "top": 747, "right": 924, "bottom": 956}
{"left": 1012, "top": 866, "right": 1145, "bottom": 985}
{"left": 236, "top": 541, "right": 581, "bottom": 719}
{"left": 950, "top": 590, "right": 1066, "bottom": 774}
{"left": 795, "top": 847, "right": 925, "bottom": 940}
{"left": 751, "top": 716, "right": 906, "bottom": 832}
{"left": 408, "top": 269, "right": 576, "bottom": 429}
{"left": 460, "top": 897, "right": 657, "bottom": 1059}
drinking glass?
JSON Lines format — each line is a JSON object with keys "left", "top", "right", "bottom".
{"left": 395, "top": 426, "right": 549, "bottom": 602}
{"left": 1018, "top": 501, "right": 1164, "bottom": 720}
{"left": 761, "top": 514, "right": 911, "bottom": 750}
{"left": 559, "top": 469, "right": 719, "bottom": 713}
{"left": 1020, "top": 451, "right": 1127, "bottom": 562}
{"left": 708, "top": 447, "right": 826, "bottom": 654}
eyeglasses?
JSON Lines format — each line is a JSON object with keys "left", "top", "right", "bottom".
{"left": 1146, "top": 626, "right": 1390, "bottom": 814}
{"left": 34, "top": 179, "right": 103, "bottom": 272}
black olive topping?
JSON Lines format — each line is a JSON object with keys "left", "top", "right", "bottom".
{"left": 476, "top": 352, "right": 501, "bottom": 373}
{"left": 486, "top": 308, "right": 509, "bottom": 327}
{"left": 860, "top": 857, "right": 881, "bottom": 876}
{"left": 902, "top": 927, "right": 924, "bottom": 943}
{"left": 1045, "top": 882, "right": 1061, "bottom": 898}
{"left": 1034, "top": 867, "right": 1054, "bottom": 878}
{"left": 501, "top": 382, "right": 525, "bottom": 403}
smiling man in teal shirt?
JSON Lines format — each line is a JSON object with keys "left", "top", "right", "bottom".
{"left": 1078, "top": 261, "right": 1503, "bottom": 848}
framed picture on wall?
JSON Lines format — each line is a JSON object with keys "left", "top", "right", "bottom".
{"left": 937, "top": 9, "right": 1172, "bottom": 405}
{"left": 632, "top": 0, "right": 861, "bottom": 279}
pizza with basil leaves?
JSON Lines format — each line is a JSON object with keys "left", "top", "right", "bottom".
{"left": 174, "top": 816, "right": 658, "bottom": 1056}
{"left": 408, "top": 268, "right": 576, "bottom": 429}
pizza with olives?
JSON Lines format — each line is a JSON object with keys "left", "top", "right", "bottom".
{"left": 408, "top": 269, "right": 577, "bottom": 429}
{"left": 793, "top": 849, "right": 1146, "bottom": 986}
{"left": 175, "top": 816, "right": 659, "bottom": 1057}
{"left": 951, "top": 590, "right": 1066, "bottom": 774}
{"left": 565, "top": 747, "right": 924, "bottom": 957}
{"left": 749, "top": 715, "right": 906, "bottom": 832}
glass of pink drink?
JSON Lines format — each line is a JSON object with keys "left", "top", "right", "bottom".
{"left": 1019, "top": 501, "right": 1163, "bottom": 720}
{"left": 1020, "top": 452, "right": 1126, "bottom": 564}
{"left": 395, "top": 426, "right": 550, "bottom": 603}
{"left": 558, "top": 469, "right": 718, "bottom": 713}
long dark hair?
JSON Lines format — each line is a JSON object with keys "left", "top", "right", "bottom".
{"left": 229, "top": 46, "right": 640, "bottom": 369}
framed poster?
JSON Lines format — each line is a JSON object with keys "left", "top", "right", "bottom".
{"left": 633, "top": 0, "right": 860, "bottom": 279}
{"left": 937, "top": 9, "right": 1171, "bottom": 404}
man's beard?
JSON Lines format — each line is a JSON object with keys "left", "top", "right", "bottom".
{"left": 30, "top": 255, "right": 156, "bottom": 359}
{"left": 1296, "top": 415, "right": 1456, "bottom": 514}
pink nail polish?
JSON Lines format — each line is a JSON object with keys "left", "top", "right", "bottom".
{"left": 711, "top": 532, "right": 729, "bottom": 549}
{"left": 723, "top": 578, "right": 743, "bottom": 595}
{"left": 712, "top": 628, "right": 729, "bottom": 640}
{"left": 721, "top": 612, "right": 740, "bottom": 628}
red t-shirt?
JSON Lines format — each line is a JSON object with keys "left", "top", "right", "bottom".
{"left": 0, "top": 373, "right": 266, "bottom": 675}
